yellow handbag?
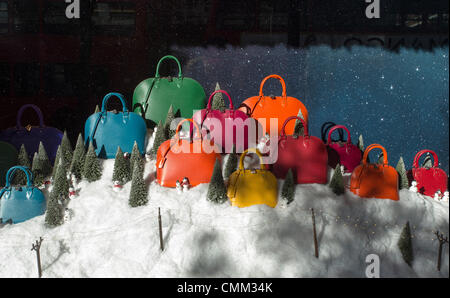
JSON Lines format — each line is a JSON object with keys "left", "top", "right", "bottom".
{"left": 227, "top": 148, "right": 278, "bottom": 208}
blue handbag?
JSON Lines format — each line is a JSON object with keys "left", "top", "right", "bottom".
{"left": 0, "top": 166, "right": 46, "bottom": 224}
{"left": 84, "top": 92, "right": 147, "bottom": 159}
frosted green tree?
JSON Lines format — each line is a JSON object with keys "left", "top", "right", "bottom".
{"left": 149, "top": 121, "right": 167, "bottom": 158}
{"left": 32, "top": 142, "right": 52, "bottom": 186}
{"left": 207, "top": 158, "right": 228, "bottom": 204}
{"left": 224, "top": 145, "right": 238, "bottom": 179}
{"left": 112, "top": 146, "right": 131, "bottom": 184}
{"left": 82, "top": 142, "right": 102, "bottom": 182}
{"left": 52, "top": 145, "right": 62, "bottom": 178}
{"left": 422, "top": 154, "right": 433, "bottom": 168}
{"left": 164, "top": 105, "right": 176, "bottom": 140}
{"left": 45, "top": 159, "right": 68, "bottom": 226}
{"left": 60, "top": 131, "right": 73, "bottom": 167}
{"left": 396, "top": 156, "right": 409, "bottom": 190}
{"left": 397, "top": 221, "right": 414, "bottom": 267}
{"left": 211, "top": 82, "right": 226, "bottom": 112}
{"left": 13, "top": 144, "right": 31, "bottom": 185}
{"left": 281, "top": 168, "right": 295, "bottom": 204}
{"left": 129, "top": 155, "right": 148, "bottom": 207}
{"left": 69, "top": 133, "right": 86, "bottom": 180}
{"left": 293, "top": 111, "right": 305, "bottom": 137}
{"left": 329, "top": 164, "right": 345, "bottom": 196}
{"left": 130, "top": 141, "right": 143, "bottom": 173}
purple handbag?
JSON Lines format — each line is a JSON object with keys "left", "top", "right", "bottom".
{"left": 0, "top": 104, "right": 63, "bottom": 165}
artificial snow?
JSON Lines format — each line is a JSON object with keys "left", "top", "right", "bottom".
{"left": 0, "top": 150, "right": 448, "bottom": 277}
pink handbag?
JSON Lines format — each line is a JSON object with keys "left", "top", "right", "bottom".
{"left": 193, "top": 90, "right": 252, "bottom": 153}
{"left": 272, "top": 116, "right": 328, "bottom": 184}
{"left": 326, "top": 125, "right": 362, "bottom": 173}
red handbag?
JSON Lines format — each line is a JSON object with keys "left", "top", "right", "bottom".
{"left": 350, "top": 144, "right": 399, "bottom": 201}
{"left": 410, "top": 150, "right": 448, "bottom": 198}
{"left": 326, "top": 125, "right": 362, "bottom": 173}
{"left": 156, "top": 119, "right": 221, "bottom": 188}
{"left": 192, "top": 90, "right": 253, "bottom": 153}
{"left": 272, "top": 116, "right": 328, "bottom": 184}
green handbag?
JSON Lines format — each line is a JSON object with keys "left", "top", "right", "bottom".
{"left": 132, "top": 55, "right": 206, "bottom": 127}
{"left": 0, "top": 141, "right": 18, "bottom": 187}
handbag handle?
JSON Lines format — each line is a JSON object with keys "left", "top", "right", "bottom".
{"left": 327, "top": 125, "right": 351, "bottom": 145}
{"left": 280, "top": 116, "right": 308, "bottom": 137}
{"left": 174, "top": 118, "right": 202, "bottom": 143}
{"left": 206, "top": 90, "right": 234, "bottom": 111}
{"left": 362, "top": 144, "right": 388, "bottom": 165}
{"left": 101, "top": 92, "right": 128, "bottom": 113}
{"left": 155, "top": 55, "right": 183, "bottom": 79}
{"left": 238, "top": 148, "right": 264, "bottom": 170}
{"left": 4, "top": 166, "right": 33, "bottom": 188}
{"left": 413, "top": 149, "right": 439, "bottom": 168}
{"left": 259, "top": 74, "right": 287, "bottom": 98}
{"left": 16, "top": 104, "right": 45, "bottom": 129}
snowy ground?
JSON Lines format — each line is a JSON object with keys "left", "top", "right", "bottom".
{"left": 0, "top": 135, "right": 448, "bottom": 278}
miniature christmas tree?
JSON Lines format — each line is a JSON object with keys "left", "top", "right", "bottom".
{"left": 396, "top": 156, "right": 409, "bottom": 190}
{"left": 329, "top": 164, "right": 345, "bottom": 195}
{"left": 422, "top": 153, "right": 433, "bottom": 168}
{"left": 112, "top": 146, "right": 131, "bottom": 184}
{"left": 293, "top": 111, "right": 305, "bottom": 137}
{"left": 357, "top": 134, "right": 365, "bottom": 152}
{"left": 130, "top": 141, "right": 143, "bottom": 172}
{"left": 397, "top": 221, "right": 414, "bottom": 267}
{"left": 150, "top": 121, "right": 166, "bottom": 158}
{"left": 32, "top": 142, "right": 52, "bottom": 186}
{"left": 94, "top": 104, "right": 100, "bottom": 114}
{"left": 60, "top": 130, "right": 73, "bottom": 167}
{"left": 13, "top": 144, "right": 31, "bottom": 185}
{"left": 82, "top": 142, "right": 102, "bottom": 182}
{"left": 129, "top": 155, "right": 148, "bottom": 207}
{"left": 211, "top": 82, "right": 226, "bottom": 112}
{"left": 377, "top": 152, "right": 384, "bottom": 165}
{"left": 281, "top": 168, "right": 296, "bottom": 204}
{"left": 224, "top": 145, "right": 238, "bottom": 179}
{"left": 52, "top": 145, "right": 62, "bottom": 178}
{"left": 164, "top": 105, "right": 176, "bottom": 140}
{"left": 69, "top": 133, "right": 86, "bottom": 180}
{"left": 45, "top": 159, "right": 68, "bottom": 227}
{"left": 207, "top": 158, "right": 228, "bottom": 204}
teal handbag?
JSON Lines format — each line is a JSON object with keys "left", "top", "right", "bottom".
{"left": 84, "top": 92, "right": 147, "bottom": 159}
{"left": 0, "top": 166, "right": 46, "bottom": 224}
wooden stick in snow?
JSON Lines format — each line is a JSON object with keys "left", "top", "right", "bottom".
{"left": 311, "top": 208, "right": 319, "bottom": 258}
{"left": 158, "top": 207, "right": 164, "bottom": 251}
{"left": 435, "top": 231, "right": 448, "bottom": 271}
{"left": 31, "top": 237, "right": 43, "bottom": 278}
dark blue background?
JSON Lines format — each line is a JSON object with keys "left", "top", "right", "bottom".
{"left": 175, "top": 45, "right": 449, "bottom": 172}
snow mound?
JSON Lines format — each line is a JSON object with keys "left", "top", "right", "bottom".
{"left": 0, "top": 158, "right": 448, "bottom": 278}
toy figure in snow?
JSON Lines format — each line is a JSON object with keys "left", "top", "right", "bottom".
{"left": 257, "top": 133, "right": 270, "bottom": 153}
{"left": 409, "top": 181, "right": 418, "bottom": 193}
{"left": 63, "top": 208, "right": 74, "bottom": 222}
{"left": 113, "top": 180, "right": 123, "bottom": 192}
{"left": 123, "top": 152, "right": 130, "bottom": 160}
{"left": 145, "top": 153, "right": 152, "bottom": 162}
{"left": 47, "top": 177, "right": 54, "bottom": 192}
{"left": 69, "top": 187, "right": 76, "bottom": 200}
{"left": 182, "top": 177, "right": 190, "bottom": 192}
{"left": 176, "top": 180, "right": 182, "bottom": 193}
{"left": 433, "top": 190, "right": 442, "bottom": 201}
{"left": 442, "top": 191, "right": 449, "bottom": 202}
{"left": 70, "top": 173, "right": 78, "bottom": 190}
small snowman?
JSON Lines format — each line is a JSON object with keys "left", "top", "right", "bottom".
{"left": 68, "top": 187, "right": 76, "bottom": 200}
{"left": 441, "top": 191, "right": 449, "bottom": 202}
{"left": 182, "top": 177, "right": 190, "bottom": 192}
{"left": 70, "top": 174, "right": 78, "bottom": 190}
{"left": 257, "top": 133, "right": 270, "bottom": 153}
{"left": 145, "top": 153, "right": 152, "bottom": 162}
{"left": 176, "top": 180, "right": 182, "bottom": 194}
{"left": 433, "top": 190, "right": 442, "bottom": 201}
{"left": 63, "top": 208, "right": 74, "bottom": 223}
{"left": 409, "top": 181, "right": 418, "bottom": 193}
{"left": 47, "top": 177, "right": 54, "bottom": 192}
{"left": 113, "top": 180, "right": 123, "bottom": 192}
{"left": 123, "top": 152, "right": 130, "bottom": 160}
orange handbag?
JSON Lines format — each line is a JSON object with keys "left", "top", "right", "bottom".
{"left": 156, "top": 119, "right": 221, "bottom": 188}
{"left": 350, "top": 144, "right": 399, "bottom": 201}
{"left": 238, "top": 74, "right": 309, "bottom": 136}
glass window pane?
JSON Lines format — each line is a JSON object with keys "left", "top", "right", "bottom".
{"left": 44, "top": 64, "right": 81, "bottom": 97}
{"left": 0, "top": 1, "right": 8, "bottom": 34}
{"left": 13, "top": 0, "right": 39, "bottom": 33}
{"left": 14, "top": 63, "right": 40, "bottom": 96}
{"left": 0, "top": 64, "right": 10, "bottom": 96}
{"left": 43, "top": 0, "right": 80, "bottom": 34}
{"left": 92, "top": 2, "right": 136, "bottom": 35}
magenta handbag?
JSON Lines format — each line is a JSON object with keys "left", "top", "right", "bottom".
{"left": 272, "top": 116, "right": 328, "bottom": 184}
{"left": 0, "top": 104, "right": 63, "bottom": 165}
{"left": 326, "top": 125, "right": 362, "bottom": 173}
{"left": 192, "top": 90, "right": 252, "bottom": 153}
